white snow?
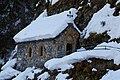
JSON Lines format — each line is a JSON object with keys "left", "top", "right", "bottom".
{"left": 45, "top": 42, "right": 120, "bottom": 71}
{"left": 36, "top": 1, "right": 40, "bottom": 7}
{"left": 13, "top": 67, "right": 33, "bottom": 80}
{"left": 116, "top": 0, "right": 120, "bottom": 4}
{"left": 9, "top": 45, "right": 18, "bottom": 60}
{"left": 1, "top": 58, "right": 17, "bottom": 70}
{"left": 37, "top": 72, "right": 50, "bottom": 80}
{"left": 15, "top": 19, "right": 21, "bottom": 26}
{"left": 0, "top": 67, "right": 21, "bottom": 80}
{"left": 33, "top": 68, "right": 42, "bottom": 74}
{"left": 45, "top": 58, "right": 74, "bottom": 71}
{"left": 13, "top": 8, "right": 80, "bottom": 43}
{"left": 51, "top": 0, "right": 59, "bottom": 5}
{"left": 0, "top": 59, "right": 4, "bottom": 65}
{"left": 13, "top": 67, "right": 42, "bottom": 80}
{"left": 87, "top": 60, "right": 92, "bottom": 63}
{"left": 101, "top": 69, "right": 120, "bottom": 80}
{"left": 38, "top": 9, "right": 47, "bottom": 18}
{"left": 95, "top": 42, "right": 120, "bottom": 53}
{"left": 92, "top": 68, "right": 97, "bottom": 72}
{"left": 78, "top": 6, "right": 82, "bottom": 10}
{"left": 84, "top": 4, "right": 120, "bottom": 40}
{"left": 46, "top": 0, "right": 59, "bottom": 5}
{"left": 56, "top": 73, "right": 70, "bottom": 80}
{"left": 77, "top": 47, "right": 86, "bottom": 52}
{"left": 106, "top": 69, "right": 110, "bottom": 71}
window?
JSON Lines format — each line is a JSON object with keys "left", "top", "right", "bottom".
{"left": 28, "top": 47, "right": 32, "bottom": 57}
{"left": 40, "top": 46, "right": 44, "bottom": 56}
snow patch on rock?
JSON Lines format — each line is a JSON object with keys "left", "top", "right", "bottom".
{"left": 84, "top": 4, "right": 120, "bottom": 40}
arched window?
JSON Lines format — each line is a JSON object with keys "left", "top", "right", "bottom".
{"left": 28, "top": 47, "right": 32, "bottom": 57}
{"left": 40, "top": 46, "right": 44, "bottom": 56}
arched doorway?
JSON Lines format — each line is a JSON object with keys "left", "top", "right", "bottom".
{"left": 66, "top": 43, "right": 73, "bottom": 55}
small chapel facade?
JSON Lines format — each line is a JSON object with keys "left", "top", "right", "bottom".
{"left": 13, "top": 8, "right": 80, "bottom": 70}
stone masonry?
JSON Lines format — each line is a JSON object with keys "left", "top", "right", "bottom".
{"left": 16, "top": 23, "right": 80, "bottom": 70}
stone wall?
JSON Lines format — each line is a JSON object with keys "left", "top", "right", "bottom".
{"left": 16, "top": 24, "right": 80, "bottom": 70}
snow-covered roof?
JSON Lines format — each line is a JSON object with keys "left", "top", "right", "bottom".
{"left": 84, "top": 4, "right": 120, "bottom": 40}
{"left": 13, "top": 8, "right": 80, "bottom": 43}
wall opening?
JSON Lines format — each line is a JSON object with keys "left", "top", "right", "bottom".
{"left": 66, "top": 43, "right": 73, "bottom": 55}
{"left": 28, "top": 47, "right": 32, "bottom": 57}
{"left": 40, "top": 46, "right": 44, "bottom": 56}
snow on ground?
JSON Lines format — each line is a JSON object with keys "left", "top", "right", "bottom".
{"left": 1, "top": 42, "right": 120, "bottom": 79}
{"left": 13, "top": 67, "right": 42, "bottom": 80}
{"left": 87, "top": 60, "right": 92, "bottom": 63}
{"left": 77, "top": 47, "right": 86, "bottom": 52}
{"left": 56, "top": 73, "right": 71, "bottom": 80}
{"left": 0, "top": 67, "right": 21, "bottom": 80}
{"left": 15, "top": 19, "right": 21, "bottom": 26}
{"left": 92, "top": 68, "right": 97, "bottom": 72}
{"left": 96, "top": 42, "right": 120, "bottom": 48}
{"left": 101, "top": 69, "right": 120, "bottom": 80}
{"left": 37, "top": 72, "right": 50, "bottom": 80}
{"left": 84, "top": 4, "right": 120, "bottom": 40}
{"left": 13, "top": 8, "right": 79, "bottom": 43}
{"left": 37, "top": 9, "right": 47, "bottom": 18}
{"left": 1, "top": 58, "right": 16, "bottom": 70}
{"left": 116, "top": 0, "right": 120, "bottom": 4}
{"left": 46, "top": 0, "right": 59, "bottom": 5}
{"left": 45, "top": 42, "right": 120, "bottom": 71}
{"left": 9, "top": 45, "right": 18, "bottom": 60}
{"left": 13, "top": 67, "right": 33, "bottom": 80}
{"left": 45, "top": 58, "right": 74, "bottom": 71}
{"left": 0, "top": 59, "right": 4, "bottom": 65}
{"left": 95, "top": 42, "right": 120, "bottom": 52}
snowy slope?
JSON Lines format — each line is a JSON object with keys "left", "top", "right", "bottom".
{"left": 45, "top": 42, "right": 120, "bottom": 71}
{"left": 1, "top": 58, "right": 16, "bottom": 70}
{"left": 84, "top": 4, "right": 120, "bottom": 40}
{"left": 0, "top": 42, "right": 120, "bottom": 80}
{"left": 56, "top": 73, "right": 70, "bottom": 80}
{"left": 0, "top": 58, "right": 20, "bottom": 80}
{"left": 13, "top": 67, "right": 42, "bottom": 80}
{"left": 13, "top": 8, "right": 79, "bottom": 43}
{"left": 37, "top": 72, "right": 50, "bottom": 80}
{"left": 0, "top": 67, "right": 21, "bottom": 80}
{"left": 101, "top": 69, "right": 120, "bottom": 80}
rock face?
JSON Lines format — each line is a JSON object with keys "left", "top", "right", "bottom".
{"left": 113, "top": 2, "right": 120, "bottom": 16}
{"left": 0, "top": 0, "right": 46, "bottom": 59}
{"left": 33, "top": 58, "right": 120, "bottom": 80}
{"left": 16, "top": 24, "right": 80, "bottom": 70}
{"left": 81, "top": 32, "right": 110, "bottom": 49}
{"left": 67, "top": 58, "right": 120, "bottom": 80}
